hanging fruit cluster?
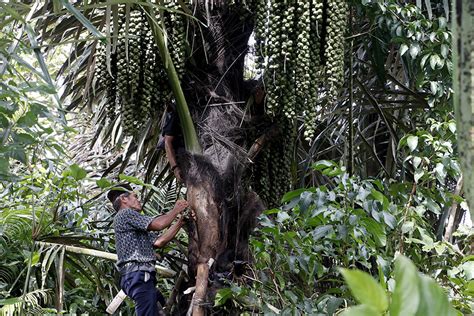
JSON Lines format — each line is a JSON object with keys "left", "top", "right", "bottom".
{"left": 250, "top": 117, "right": 296, "bottom": 207}
{"left": 254, "top": 0, "right": 349, "bottom": 142}
{"left": 94, "top": 1, "right": 187, "bottom": 136}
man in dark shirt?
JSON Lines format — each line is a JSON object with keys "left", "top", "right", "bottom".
{"left": 108, "top": 184, "right": 188, "bottom": 315}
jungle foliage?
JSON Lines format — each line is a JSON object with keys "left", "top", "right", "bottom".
{"left": 0, "top": 0, "right": 473, "bottom": 315}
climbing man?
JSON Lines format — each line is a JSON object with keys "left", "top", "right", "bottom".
{"left": 108, "top": 184, "right": 189, "bottom": 315}
{"left": 162, "top": 101, "right": 185, "bottom": 182}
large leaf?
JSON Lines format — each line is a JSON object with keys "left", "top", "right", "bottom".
{"left": 281, "top": 188, "right": 314, "bottom": 203}
{"left": 390, "top": 255, "right": 420, "bottom": 316}
{"left": 66, "top": 164, "right": 87, "bottom": 181}
{"left": 362, "top": 218, "right": 386, "bottom": 247}
{"left": 341, "top": 305, "right": 381, "bottom": 316}
{"left": 340, "top": 268, "right": 388, "bottom": 313}
{"left": 60, "top": 0, "right": 104, "bottom": 40}
{"left": 415, "top": 275, "right": 457, "bottom": 316}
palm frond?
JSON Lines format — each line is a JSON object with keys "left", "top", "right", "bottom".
{"left": 0, "top": 289, "right": 53, "bottom": 316}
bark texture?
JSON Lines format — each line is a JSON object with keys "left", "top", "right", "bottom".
{"left": 453, "top": 0, "right": 474, "bottom": 218}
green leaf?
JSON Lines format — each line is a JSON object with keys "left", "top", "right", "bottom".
{"left": 420, "top": 54, "right": 430, "bottom": 67}
{"left": 415, "top": 276, "right": 457, "bottom": 316}
{"left": 281, "top": 188, "right": 315, "bottom": 203}
{"left": 17, "top": 111, "right": 38, "bottom": 127}
{"left": 0, "top": 101, "right": 17, "bottom": 115}
{"left": 214, "top": 288, "right": 233, "bottom": 307}
{"left": 341, "top": 305, "right": 381, "bottom": 316}
{"left": 438, "top": 17, "right": 447, "bottom": 29}
{"left": 9, "top": 147, "right": 27, "bottom": 164}
{"left": 339, "top": 268, "right": 388, "bottom": 312}
{"left": 13, "top": 132, "right": 36, "bottom": 145}
{"left": 414, "top": 169, "right": 424, "bottom": 183}
{"left": 430, "top": 81, "right": 438, "bottom": 95}
{"left": 400, "top": 44, "right": 409, "bottom": 56}
{"left": 423, "top": 198, "right": 441, "bottom": 215}
{"left": 259, "top": 215, "right": 275, "bottom": 228}
{"left": 312, "top": 160, "right": 335, "bottom": 171}
{"left": 264, "top": 302, "right": 281, "bottom": 314}
{"left": 312, "top": 225, "right": 333, "bottom": 240}
{"left": 430, "top": 54, "right": 440, "bottom": 70}
{"left": 465, "top": 281, "right": 474, "bottom": 295}
{"left": 390, "top": 256, "right": 420, "bottom": 316}
{"left": 434, "top": 163, "right": 446, "bottom": 182}
{"left": 284, "top": 290, "right": 298, "bottom": 304}
{"left": 409, "top": 43, "right": 421, "bottom": 59}
{"left": 96, "top": 178, "right": 112, "bottom": 189}
{"left": 381, "top": 211, "right": 396, "bottom": 229}
{"left": 448, "top": 121, "right": 456, "bottom": 134}
{"left": 68, "top": 164, "right": 87, "bottom": 181}
{"left": 24, "top": 25, "right": 64, "bottom": 122}
{"left": 0, "top": 113, "right": 8, "bottom": 128}
{"left": 440, "top": 44, "right": 449, "bottom": 58}
{"left": 30, "top": 103, "right": 49, "bottom": 117}
{"left": 362, "top": 218, "right": 386, "bottom": 247}
{"left": 461, "top": 261, "right": 474, "bottom": 280}
{"left": 412, "top": 156, "right": 422, "bottom": 168}
{"left": 119, "top": 174, "right": 145, "bottom": 186}
{"left": 370, "top": 189, "right": 385, "bottom": 203}
{"left": 31, "top": 252, "right": 41, "bottom": 266}
{"left": 0, "top": 297, "right": 22, "bottom": 305}
{"left": 407, "top": 136, "right": 418, "bottom": 152}
{"left": 461, "top": 255, "right": 474, "bottom": 264}
{"left": 263, "top": 208, "right": 280, "bottom": 215}
{"left": 60, "top": 0, "right": 105, "bottom": 40}
{"left": 276, "top": 211, "right": 291, "bottom": 223}
{"left": 401, "top": 221, "right": 415, "bottom": 233}
{"left": 0, "top": 156, "right": 10, "bottom": 175}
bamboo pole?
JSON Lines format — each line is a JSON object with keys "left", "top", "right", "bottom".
{"left": 453, "top": 0, "right": 474, "bottom": 219}
{"left": 36, "top": 241, "right": 176, "bottom": 277}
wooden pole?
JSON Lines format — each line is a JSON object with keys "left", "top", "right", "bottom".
{"left": 36, "top": 241, "right": 176, "bottom": 277}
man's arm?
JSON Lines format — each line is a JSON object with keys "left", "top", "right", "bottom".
{"left": 153, "top": 216, "right": 184, "bottom": 248}
{"left": 147, "top": 200, "right": 188, "bottom": 231}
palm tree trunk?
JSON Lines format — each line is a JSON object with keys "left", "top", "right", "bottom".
{"left": 168, "top": 3, "right": 258, "bottom": 314}
{"left": 453, "top": 0, "right": 474, "bottom": 219}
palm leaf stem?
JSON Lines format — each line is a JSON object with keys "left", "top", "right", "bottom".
{"left": 142, "top": 2, "right": 201, "bottom": 154}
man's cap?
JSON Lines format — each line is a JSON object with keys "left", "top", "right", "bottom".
{"left": 107, "top": 184, "right": 133, "bottom": 203}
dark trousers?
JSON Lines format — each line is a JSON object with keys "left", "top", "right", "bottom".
{"left": 120, "top": 271, "right": 166, "bottom": 316}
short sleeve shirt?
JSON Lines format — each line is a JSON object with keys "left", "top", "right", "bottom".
{"left": 113, "top": 209, "right": 159, "bottom": 267}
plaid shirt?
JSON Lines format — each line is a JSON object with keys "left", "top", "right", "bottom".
{"left": 113, "top": 209, "right": 159, "bottom": 267}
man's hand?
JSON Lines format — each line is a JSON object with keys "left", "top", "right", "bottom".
{"left": 148, "top": 199, "right": 188, "bottom": 231}
{"left": 173, "top": 166, "right": 183, "bottom": 183}
{"left": 189, "top": 209, "right": 197, "bottom": 221}
{"left": 173, "top": 200, "right": 188, "bottom": 214}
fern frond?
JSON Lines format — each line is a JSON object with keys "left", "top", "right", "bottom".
{"left": 0, "top": 289, "right": 53, "bottom": 316}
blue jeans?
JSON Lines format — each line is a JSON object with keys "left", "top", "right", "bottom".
{"left": 120, "top": 271, "right": 165, "bottom": 316}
